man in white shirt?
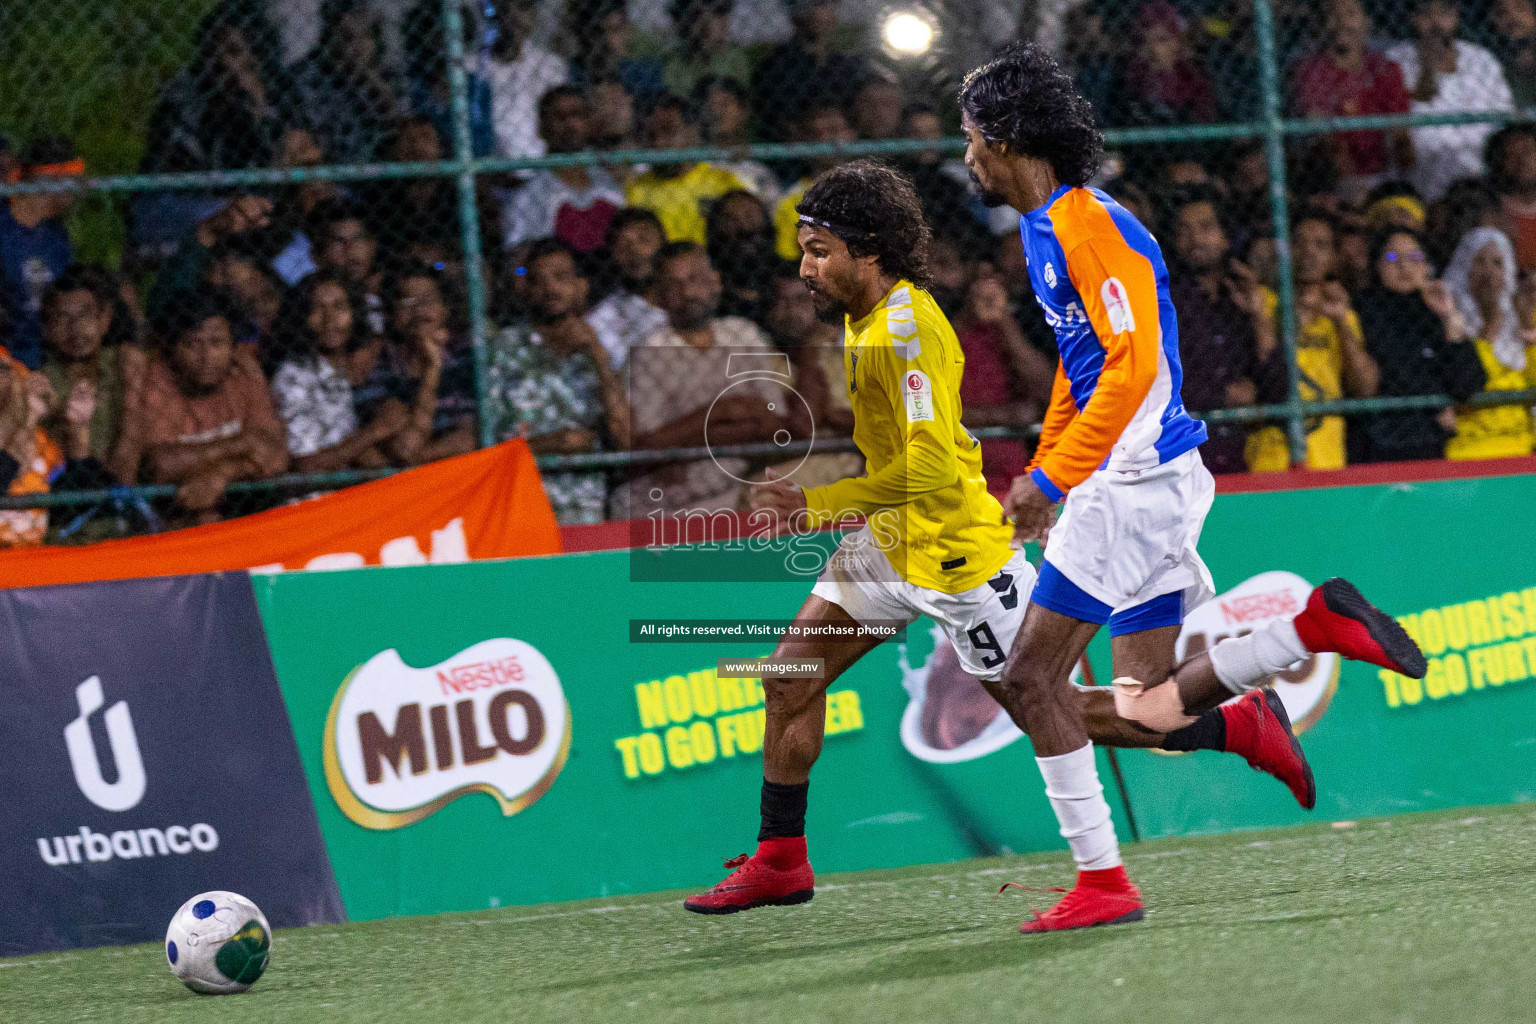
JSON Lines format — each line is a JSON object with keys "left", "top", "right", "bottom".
{"left": 473, "top": 0, "right": 569, "bottom": 162}
{"left": 1386, "top": 0, "right": 1514, "bottom": 199}
{"left": 501, "top": 86, "right": 625, "bottom": 251}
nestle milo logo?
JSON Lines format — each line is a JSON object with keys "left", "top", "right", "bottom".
{"left": 323, "top": 639, "right": 570, "bottom": 830}
{"left": 1179, "top": 570, "right": 1339, "bottom": 735}
{"left": 436, "top": 654, "right": 526, "bottom": 693}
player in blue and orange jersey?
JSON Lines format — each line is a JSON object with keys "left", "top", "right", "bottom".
{"left": 959, "top": 44, "right": 1427, "bottom": 933}
{"left": 680, "top": 162, "right": 1381, "bottom": 925}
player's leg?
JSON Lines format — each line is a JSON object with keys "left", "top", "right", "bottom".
{"left": 988, "top": 582, "right": 1144, "bottom": 934}
{"left": 1108, "top": 620, "right": 1319, "bottom": 809}
{"left": 1071, "top": 689, "right": 1166, "bottom": 748}
{"left": 684, "top": 592, "right": 890, "bottom": 914}
{"left": 1057, "top": 449, "right": 1422, "bottom": 806}
{"left": 972, "top": 596, "right": 1322, "bottom": 810}
{"left": 758, "top": 594, "right": 887, "bottom": 825}
{"left": 949, "top": 554, "right": 1193, "bottom": 753}
{"left": 933, "top": 550, "right": 1162, "bottom": 752}
{"left": 1102, "top": 578, "right": 1428, "bottom": 809}
{"left": 760, "top": 614, "right": 860, "bottom": 781}
{"left": 1113, "top": 579, "right": 1426, "bottom": 732}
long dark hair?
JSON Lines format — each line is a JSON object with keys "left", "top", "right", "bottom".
{"left": 958, "top": 42, "right": 1104, "bottom": 188}
{"left": 276, "top": 271, "right": 368, "bottom": 362}
{"left": 795, "top": 160, "right": 933, "bottom": 288}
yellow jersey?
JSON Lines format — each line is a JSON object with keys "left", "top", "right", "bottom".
{"left": 1247, "top": 288, "right": 1353, "bottom": 471}
{"left": 624, "top": 163, "right": 745, "bottom": 244}
{"left": 1447, "top": 338, "right": 1536, "bottom": 460}
{"left": 802, "top": 280, "right": 1015, "bottom": 593}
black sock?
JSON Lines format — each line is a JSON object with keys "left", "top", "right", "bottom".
{"left": 758, "top": 780, "right": 809, "bottom": 841}
{"left": 1162, "top": 708, "right": 1227, "bottom": 752}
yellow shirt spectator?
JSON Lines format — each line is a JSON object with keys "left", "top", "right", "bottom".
{"left": 1446, "top": 338, "right": 1536, "bottom": 460}
{"left": 1247, "top": 288, "right": 1359, "bottom": 471}
{"left": 624, "top": 162, "right": 745, "bottom": 244}
{"left": 774, "top": 179, "right": 810, "bottom": 261}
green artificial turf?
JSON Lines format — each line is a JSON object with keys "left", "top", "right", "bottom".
{"left": 7, "top": 803, "right": 1534, "bottom": 1024}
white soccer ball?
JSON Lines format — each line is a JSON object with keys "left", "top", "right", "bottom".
{"left": 164, "top": 890, "right": 272, "bottom": 994}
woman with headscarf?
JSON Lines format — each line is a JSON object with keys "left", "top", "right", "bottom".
{"left": 1352, "top": 227, "right": 1487, "bottom": 462}
{"left": 1441, "top": 226, "right": 1536, "bottom": 459}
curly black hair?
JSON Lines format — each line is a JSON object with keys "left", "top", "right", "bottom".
{"left": 795, "top": 159, "right": 932, "bottom": 288}
{"left": 958, "top": 43, "right": 1104, "bottom": 189}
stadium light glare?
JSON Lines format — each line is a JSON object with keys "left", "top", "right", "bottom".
{"left": 883, "top": 12, "right": 934, "bottom": 56}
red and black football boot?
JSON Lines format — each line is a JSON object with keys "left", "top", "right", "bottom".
{"left": 1017, "top": 865, "right": 1144, "bottom": 934}
{"left": 1293, "top": 577, "right": 1428, "bottom": 679}
{"left": 683, "top": 837, "right": 814, "bottom": 915}
{"left": 1223, "top": 687, "right": 1316, "bottom": 809}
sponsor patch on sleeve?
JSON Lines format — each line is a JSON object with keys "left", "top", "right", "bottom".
{"left": 903, "top": 370, "right": 934, "bottom": 423}
{"left": 1101, "top": 277, "right": 1136, "bottom": 334}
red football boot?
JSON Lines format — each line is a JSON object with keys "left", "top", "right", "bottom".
{"left": 683, "top": 837, "right": 814, "bottom": 915}
{"left": 1222, "top": 688, "right": 1316, "bottom": 809}
{"left": 1018, "top": 865, "right": 1143, "bottom": 934}
{"left": 1293, "top": 577, "right": 1428, "bottom": 679}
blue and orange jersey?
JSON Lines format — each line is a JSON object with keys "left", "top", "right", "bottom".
{"left": 1019, "top": 185, "right": 1207, "bottom": 500}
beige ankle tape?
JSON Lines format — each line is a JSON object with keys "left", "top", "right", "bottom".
{"left": 1112, "top": 677, "right": 1197, "bottom": 733}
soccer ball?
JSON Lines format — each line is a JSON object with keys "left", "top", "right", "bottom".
{"left": 164, "top": 891, "right": 271, "bottom": 994}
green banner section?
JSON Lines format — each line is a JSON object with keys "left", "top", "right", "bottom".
{"left": 1109, "top": 473, "right": 1536, "bottom": 839}
{"left": 254, "top": 546, "right": 1127, "bottom": 922}
{"left": 254, "top": 471, "right": 1536, "bottom": 921}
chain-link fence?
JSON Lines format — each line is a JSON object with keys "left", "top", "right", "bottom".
{"left": 0, "top": 0, "right": 1533, "bottom": 543}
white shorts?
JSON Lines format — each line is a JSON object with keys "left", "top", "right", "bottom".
{"left": 810, "top": 527, "right": 1036, "bottom": 681}
{"left": 1036, "top": 448, "right": 1216, "bottom": 631}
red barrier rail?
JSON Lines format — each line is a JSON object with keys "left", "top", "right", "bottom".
{"left": 557, "top": 457, "right": 1536, "bottom": 554}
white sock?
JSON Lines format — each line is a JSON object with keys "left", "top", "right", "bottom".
{"left": 1035, "top": 743, "right": 1121, "bottom": 871}
{"left": 1209, "top": 618, "right": 1310, "bottom": 694}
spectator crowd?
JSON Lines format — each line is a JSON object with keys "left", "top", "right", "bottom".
{"left": 2, "top": 0, "right": 1536, "bottom": 541}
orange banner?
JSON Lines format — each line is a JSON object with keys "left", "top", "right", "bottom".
{"left": 0, "top": 440, "right": 562, "bottom": 589}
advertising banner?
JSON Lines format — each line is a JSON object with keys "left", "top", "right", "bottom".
{"left": 255, "top": 544, "right": 1127, "bottom": 921}
{"left": 0, "top": 573, "right": 344, "bottom": 956}
{"left": 255, "top": 470, "right": 1536, "bottom": 919}
{"left": 0, "top": 440, "right": 560, "bottom": 591}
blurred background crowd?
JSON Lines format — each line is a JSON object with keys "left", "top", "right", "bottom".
{"left": 0, "top": 0, "right": 1534, "bottom": 541}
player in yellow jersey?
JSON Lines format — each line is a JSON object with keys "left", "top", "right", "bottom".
{"left": 683, "top": 161, "right": 1329, "bottom": 920}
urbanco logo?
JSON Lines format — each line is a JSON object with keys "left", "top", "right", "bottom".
{"left": 63, "top": 676, "right": 147, "bottom": 812}
{"left": 323, "top": 639, "right": 571, "bottom": 830}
